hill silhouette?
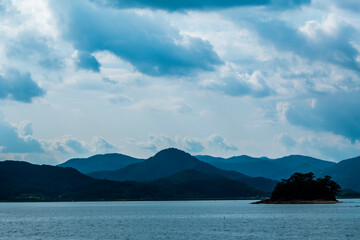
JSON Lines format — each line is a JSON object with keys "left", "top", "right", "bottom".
{"left": 196, "top": 154, "right": 335, "bottom": 180}
{"left": 0, "top": 160, "right": 158, "bottom": 201}
{"left": 89, "top": 148, "right": 278, "bottom": 192}
{"left": 149, "top": 169, "right": 267, "bottom": 199}
{"left": 321, "top": 156, "right": 360, "bottom": 192}
{"left": 0, "top": 160, "right": 269, "bottom": 201}
{"left": 58, "top": 153, "right": 144, "bottom": 174}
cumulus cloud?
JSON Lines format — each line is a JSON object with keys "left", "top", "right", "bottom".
{"left": 201, "top": 70, "right": 274, "bottom": 97}
{"left": 0, "top": 116, "right": 43, "bottom": 153}
{"left": 0, "top": 69, "right": 45, "bottom": 103}
{"left": 18, "top": 121, "right": 34, "bottom": 137}
{"left": 91, "top": 136, "right": 118, "bottom": 153}
{"left": 44, "top": 136, "right": 89, "bottom": 155}
{"left": 50, "top": 0, "right": 222, "bottom": 76}
{"left": 245, "top": 16, "right": 360, "bottom": 72}
{"left": 207, "top": 134, "right": 238, "bottom": 151}
{"left": 138, "top": 134, "right": 237, "bottom": 154}
{"left": 285, "top": 91, "right": 360, "bottom": 142}
{"left": 94, "top": 0, "right": 309, "bottom": 11}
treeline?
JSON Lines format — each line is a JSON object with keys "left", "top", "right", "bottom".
{"left": 271, "top": 172, "right": 340, "bottom": 201}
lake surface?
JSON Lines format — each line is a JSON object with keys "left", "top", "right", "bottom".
{"left": 1, "top": 199, "right": 360, "bottom": 240}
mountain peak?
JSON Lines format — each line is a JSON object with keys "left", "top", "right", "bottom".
{"left": 154, "top": 148, "right": 191, "bottom": 157}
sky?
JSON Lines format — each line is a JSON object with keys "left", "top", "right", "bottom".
{"left": 0, "top": 0, "right": 359, "bottom": 164}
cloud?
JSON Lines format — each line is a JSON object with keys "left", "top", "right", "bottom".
{"left": 331, "top": 0, "right": 360, "bottom": 12}
{"left": 5, "top": 32, "right": 63, "bottom": 70}
{"left": 0, "top": 69, "right": 45, "bottom": 103}
{"left": 285, "top": 91, "right": 360, "bottom": 142}
{"left": 138, "top": 134, "right": 237, "bottom": 154}
{"left": 201, "top": 70, "right": 274, "bottom": 97}
{"left": 0, "top": 116, "right": 43, "bottom": 153}
{"left": 94, "top": 0, "right": 310, "bottom": 11}
{"left": 275, "top": 133, "right": 296, "bottom": 149}
{"left": 50, "top": 0, "right": 222, "bottom": 76}
{"left": 244, "top": 16, "right": 360, "bottom": 72}
{"left": 137, "top": 135, "right": 205, "bottom": 153}
{"left": 73, "top": 51, "right": 101, "bottom": 72}
{"left": 91, "top": 136, "right": 118, "bottom": 153}
{"left": 18, "top": 121, "right": 34, "bottom": 137}
{"left": 207, "top": 134, "right": 238, "bottom": 151}
{"left": 44, "top": 136, "right": 89, "bottom": 155}
{"left": 183, "top": 137, "right": 205, "bottom": 153}
{"left": 127, "top": 98, "right": 194, "bottom": 114}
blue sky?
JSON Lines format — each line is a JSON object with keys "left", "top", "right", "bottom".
{"left": 0, "top": 0, "right": 359, "bottom": 163}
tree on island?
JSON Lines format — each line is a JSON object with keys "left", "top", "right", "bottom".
{"left": 270, "top": 172, "right": 341, "bottom": 201}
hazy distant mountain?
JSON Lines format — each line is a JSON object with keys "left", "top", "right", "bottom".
{"left": 196, "top": 154, "right": 335, "bottom": 180}
{"left": 272, "top": 155, "right": 335, "bottom": 172}
{"left": 321, "top": 156, "right": 360, "bottom": 192}
{"left": 58, "top": 153, "right": 144, "bottom": 174}
{"left": 89, "top": 148, "right": 278, "bottom": 192}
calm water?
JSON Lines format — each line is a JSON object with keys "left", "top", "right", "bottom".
{"left": 0, "top": 199, "right": 359, "bottom": 240}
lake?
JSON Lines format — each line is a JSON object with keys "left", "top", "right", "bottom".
{"left": 1, "top": 199, "right": 359, "bottom": 239}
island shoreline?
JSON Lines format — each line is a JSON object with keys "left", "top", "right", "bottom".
{"left": 252, "top": 199, "right": 340, "bottom": 204}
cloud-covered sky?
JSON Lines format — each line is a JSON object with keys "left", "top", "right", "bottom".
{"left": 0, "top": 0, "right": 359, "bottom": 163}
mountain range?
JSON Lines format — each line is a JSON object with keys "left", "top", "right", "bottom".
{"left": 88, "top": 148, "right": 277, "bottom": 192}
{"left": 58, "top": 153, "right": 143, "bottom": 174}
{"left": 195, "top": 154, "right": 336, "bottom": 180}
{"left": 0, "top": 160, "right": 267, "bottom": 201}
{"left": 61, "top": 149, "right": 360, "bottom": 192}
{"left": 1, "top": 148, "right": 360, "bottom": 201}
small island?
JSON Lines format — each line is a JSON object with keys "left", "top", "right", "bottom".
{"left": 253, "top": 172, "right": 341, "bottom": 204}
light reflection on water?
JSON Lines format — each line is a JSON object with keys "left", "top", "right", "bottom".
{"left": 0, "top": 199, "right": 360, "bottom": 240}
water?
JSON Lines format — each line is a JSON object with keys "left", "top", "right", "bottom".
{"left": 0, "top": 199, "right": 359, "bottom": 240}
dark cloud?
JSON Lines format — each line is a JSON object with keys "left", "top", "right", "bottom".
{"left": 285, "top": 91, "right": 360, "bottom": 142}
{"left": 51, "top": 0, "right": 222, "bottom": 77}
{"left": 246, "top": 18, "right": 360, "bottom": 72}
{"left": 75, "top": 51, "right": 101, "bottom": 72}
{"left": 0, "top": 117, "right": 43, "bottom": 153}
{"left": 94, "top": 0, "right": 310, "bottom": 11}
{"left": 0, "top": 69, "right": 45, "bottom": 103}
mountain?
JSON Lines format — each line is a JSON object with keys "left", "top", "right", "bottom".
{"left": 196, "top": 154, "right": 335, "bottom": 180}
{"left": 321, "top": 156, "right": 360, "bottom": 192}
{"left": 0, "top": 160, "right": 269, "bottom": 201}
{"left": 149, "top": 169, "right": 268, "bottom": 199}
{"left": 0, "top": 160, "right": 157, "bottom": 201}
{"left": 58, "top": 153, "right": 144, "bottom": 174}
{"left": 272, "top": 155, "right": 335, "bottom": 172}
{"left": 89, "top": 148, "right": 278, "bottom": 192}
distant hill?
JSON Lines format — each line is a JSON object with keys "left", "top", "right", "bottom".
{"left": 321, "top": 156, "right": 360, "bottom": 192}
{"left": 0, "top": 160, "right": 269, "bottom": 201}
{"left": 89, "top": 148, "right": 278, "bottom": 192}
{"left": 0, "top": 160, "right": 157, "bottom": 201}
{"left": 58, "top": 153, "right": 144, "bottom": 174}
{"left": 196, "top": 154, "right": 335, "bottom": 180}
{"left": 149, "top": 169, "right": 268, "bottom": 199}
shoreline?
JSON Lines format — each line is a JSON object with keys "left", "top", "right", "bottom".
{"left": 252, "top": 199, "right": 340, "bottom": 204}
